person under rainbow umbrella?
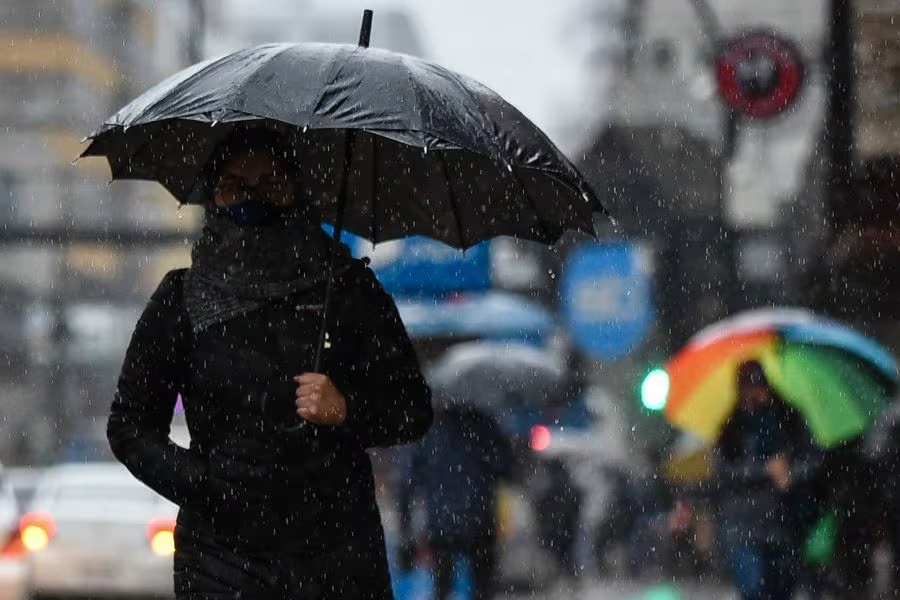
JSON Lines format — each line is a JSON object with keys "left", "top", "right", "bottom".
{"left": 661, "top": 307, "right": 898, "bottom": 449}
{"left": 658, "top": 309, "right": 898, "bottom": 597}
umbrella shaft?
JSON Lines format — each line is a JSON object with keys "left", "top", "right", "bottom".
{"left": 313, "top": 130, "right": 357, "bottom": 373}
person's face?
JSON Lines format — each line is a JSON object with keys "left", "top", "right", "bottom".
{"left": 739, "top": 384, "right": 772, "bottom": 411}
{"left": 213, "top": 149, "right": 294, "bottom": 208}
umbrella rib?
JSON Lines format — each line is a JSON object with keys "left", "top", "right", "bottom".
{"left": 400, "top": 54, "right": 427, "bottom": 136}
{"left": 309, "top": 46, "right": 357, "bottom": 120}
{"left": 441, "top": 70, "right": 554, "bottom": 242}
{"left": 115, "top": 49, "right": 260, "bottom": 128}
{"left": 437, "top": 152, "right": 468, "bottom": 249}
{"left": 506, "top": 165, "right": 554, "bottom": 242}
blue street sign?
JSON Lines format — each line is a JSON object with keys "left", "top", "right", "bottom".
{"left": 561, "top": 242, "right": 654, "bottom": 360}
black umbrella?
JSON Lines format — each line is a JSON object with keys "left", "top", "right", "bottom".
{"left": 80, "top": 10, "right": 604, "bottom": 369}
{"left": 427, "top": 342, "right": 576, "bottom": 416}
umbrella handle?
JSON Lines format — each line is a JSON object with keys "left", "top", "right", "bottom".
{"left": 358, "top": 10, "right": 373, "bottom": 48}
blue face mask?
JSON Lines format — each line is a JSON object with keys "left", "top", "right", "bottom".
{"left": 211, "top": 202, "right": 292, "bottom": 227}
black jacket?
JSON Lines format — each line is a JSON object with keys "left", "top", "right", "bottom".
{"left": 713, "top": 402, "right": 823, "bottom": 549}
{"left": 397, "top": 407, "right": 514, "bottom": 545}
{"left": 108, "top": 261, "right": 432, "bottom": 598}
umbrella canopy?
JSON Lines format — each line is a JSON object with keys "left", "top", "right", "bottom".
{"left": 663, "top": 308, "right": 898, "bottom": 448}
{"left": 79, "top": 40, "right": 601, "bottom": 249}
{"left": 79, "top": 11, "right": 603, "bottom": 379}
{"left": 427, "top": 342, "right": 574, "bottom": 415}
{"left": 396, "top": 291, "right": 555, "bottom": 343}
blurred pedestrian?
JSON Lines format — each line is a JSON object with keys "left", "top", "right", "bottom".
{"left": 593, "top": 449, "right": 676, "bottom": 578}
{"left": 713, "top": 360, "right": 823, "bottom": 600}
{"left": 107, "top": 127, "right": 433, "bottom": 599}
{"left": 872, "top": 403, "right": 900, "bottom": 592}
{"left": 821, "top": 439, "right": 881, "bottom": 599}
{"left": 592, "top": 464, "right": 636, "bottom": 576}
{"left": 533, "top": 457, "right": 583, "bottom": 580}
{"left": 397, "top": 404, "right": 515, "bottom": 600}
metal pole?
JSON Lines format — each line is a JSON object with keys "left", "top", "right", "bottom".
{"left": 188, "top": 0, "right": 206, "bottom": 64}
{"left": 825, "top": 0, "right": 856, "bottom": 231}
{"left": 687, "top": 0, "right": 741, "bottom": 315}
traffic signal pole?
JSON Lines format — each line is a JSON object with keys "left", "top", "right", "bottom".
{"left": 825, "top": 0, "right": 856, "bottom": 232}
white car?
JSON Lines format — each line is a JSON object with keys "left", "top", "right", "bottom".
{"left": 0, "top": 469, "right": 18, "bottom": 550}
{"left": 0, "top": 467, "right": 30, "bottom": 600}
{"left": 20, "top": 463, "right": 178, "bottom": 599}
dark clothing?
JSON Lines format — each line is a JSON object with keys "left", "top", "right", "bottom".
{"left": 184, "top": 213, "right": 351, "bottom": 334}
{"left": 398, "top": 407, "right": 514, "bottom": 545}
{"left": 714, "top": 404, "right": 823, "bottom": 549}
{"left": 713, "top": 403, "right": 823, "bottom": 600}
{"left": 726, "top": 543, "right": 800, "bottom": 600}
{"left": 534, "top": 460, "right": 582, "bottom": 577}
{"left": 174, "top": 515, "right": 392, "bottom": 599}
{"left": 594, "top": 464, "right": 672, "bottom": 577}
{"left": 108, "top": 263, "right": 433, "bottom": 599}
{"left": 397, "top": 407, "right": 514, "bottom": 600}
{"left": 431, "top": 537, "right": 496, "bottom": 600}
{"left": 820, "top": 439, "right": 879, "bottom": 596}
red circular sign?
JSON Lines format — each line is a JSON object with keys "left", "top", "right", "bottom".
{"left": 714, "top": 31, "right": 805, "bottom": 120}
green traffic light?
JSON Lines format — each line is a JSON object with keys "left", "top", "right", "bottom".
{"left": 641, "top": 368, "right": 669, "bottom": 411}
{"left": 639, "top": 584, "right": 683, "bottom": 600}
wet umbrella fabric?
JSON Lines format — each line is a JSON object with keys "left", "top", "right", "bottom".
{"left": 663, "top": 308, "right": 898, "bottom": 448}
{"left": 79, "top": 42, "right": 601, "bottom": 249}
{"left": 426, "top": 342, "right": 574, "bottom": 415}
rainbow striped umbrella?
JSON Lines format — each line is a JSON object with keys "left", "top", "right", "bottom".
{"left": 663, "top": 308, "right": 898, "bottom": 448}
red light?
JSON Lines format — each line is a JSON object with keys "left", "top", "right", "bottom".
{"left": 146, "top": 517, "right": 176, "bottom": 556}
{"left": 530, "top": 425, "right": 551, "bottom": 452}
{"left": 18, "top": 512, "right": 55, "bottom": 552}
{"left": 1, "top": 529, "right": 25, "bottom": 558}
{"left": 145, "top": 517, "right": 176, "bottom": 542}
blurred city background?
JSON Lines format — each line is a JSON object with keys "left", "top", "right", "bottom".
{"left": 0, "top": 1, "right": 898, "bottom": 599}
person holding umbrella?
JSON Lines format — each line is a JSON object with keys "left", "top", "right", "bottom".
{"left": 107, "top": 126, "right": 434, "bottom": 599}
{"left": 87, "top": 10, "right": 603, "bottom": 598}
{"left": 712, "top": 360, "right": 823, "bottom": 600}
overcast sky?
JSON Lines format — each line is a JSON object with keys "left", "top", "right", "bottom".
{"left": 226, "top": 0, "right": 608, "bottom": 154}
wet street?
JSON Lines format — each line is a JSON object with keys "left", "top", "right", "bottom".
{"left": 510, "top": 579, "right": 737, "bottom": 599}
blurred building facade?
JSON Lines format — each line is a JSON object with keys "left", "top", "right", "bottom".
{"left": 856, "top": 0, "right": 900, "bottom": 160}
{"left": 802, "top": 1, "right": 900, "bottom": 337}
{"left": 572, "top": 0, "right": 900, "bottom": 444}
{"left": 0, "top": 0, "right": 433, "bottom": 466}
{"left": 580, "top": 0, "right": 828, "bottom": 333}
{"left": 0, "top": 0, "right": 203, "bottom": 464}
{"left": 204, "top": 0, "right": 425, "bottom": 58}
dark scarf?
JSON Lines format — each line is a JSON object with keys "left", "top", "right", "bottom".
{"left": 184, "top": 212, "right": 352, "bottom": 334}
